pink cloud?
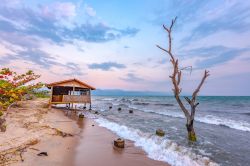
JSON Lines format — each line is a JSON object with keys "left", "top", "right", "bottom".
{"left": 39, "top": 2, "right": 76, "bottom": 20}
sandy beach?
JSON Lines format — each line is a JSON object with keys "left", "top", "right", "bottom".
{"left": 0, "top": 99, "right": 169, "bottom": 166}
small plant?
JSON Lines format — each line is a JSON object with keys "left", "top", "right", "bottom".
{"left": 32, "top": 90, "right": 50, "bottom": 98}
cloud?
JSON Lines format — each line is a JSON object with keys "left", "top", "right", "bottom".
{"left": 0, "top": 1, "right": 137, "bottom": 75}
{"left": 88, "top": 62, "right": 126, "bottom": 71}
{"left": 1, "top": 0, "right": 22, "bottom": 7}
{"left": 70, "top": 23, "right": 139, "bottom": 42}
{"left": 0, "top": 47, "right": 60, "bottom": 68}
{"left": 120, "top": 73, "right": 144, "bottom": 82}
{"left": 85, "top": 5, "right": 96, "bottom": 17}
{"left": 149, "top": 0, "right": 206, "bottom": 25}
{"left": 181, "top": 1, "right": 250, "bottom": 43}
{"left": 63, "top": 62, "right": 86, "bottom": 76}
{"left": 39, "top": 2, "right": 76, "bottom": 20}
{"left": 0, "top": 3, "right": 139, "bottom": 43}
{"left": 183, "top": 46, "right": 250, "bottom": 69}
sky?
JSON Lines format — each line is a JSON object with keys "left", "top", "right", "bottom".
{"left": 0, "top": 0, "right": 250, "bottom": 96}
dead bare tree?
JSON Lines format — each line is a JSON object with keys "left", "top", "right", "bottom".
{"left": 156, "top": 17, "right": 210, "bottom": 141}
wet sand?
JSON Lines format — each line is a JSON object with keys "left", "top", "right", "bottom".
{"left": 74, "top": 118, "right": 168, "bottom": 166}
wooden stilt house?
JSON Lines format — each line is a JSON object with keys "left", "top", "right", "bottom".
{"left": 47, "top": 78, "right": 95, "bottom": 109}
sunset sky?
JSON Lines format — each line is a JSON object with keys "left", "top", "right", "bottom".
{"left": 0, "top": 0, "right": 250, "bottom": 95}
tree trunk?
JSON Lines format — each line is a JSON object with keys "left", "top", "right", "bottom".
{"left": 186, "top": 120, "right": 197, "bottom": 142}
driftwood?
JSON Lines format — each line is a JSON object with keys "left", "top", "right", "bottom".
{"left": 0, "top": 139, "right": 39, "bottom": 165}
{"left": 114, "top": 138, "right": 125, "bottom": 148}
{"left": 157, "top": 17, "right": 209, "bottom": 141}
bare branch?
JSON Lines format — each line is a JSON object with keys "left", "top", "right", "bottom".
{"left": 184, "top": 96, "right": 191, "bottom": 104}
{"left": 163, "top": 25, "right": 170, "bottom": 32}
{"left": 194, "top": 103, "right": 199, "bottom": 108}
{"left": 156, "top": 45, "right": 169, "bottom": 53}
{"left": 192, "top": 70, "right": 210, "bottom": 102}
{"left": 177, "top": 71, "right": 181, "bottom": 85}
{"left": 170, "top": 17, "right": 177, "bottom": 31}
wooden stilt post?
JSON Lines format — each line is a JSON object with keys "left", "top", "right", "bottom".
{"left": 49, "top": 86, "right": 53, "bottom": 109}
{"left": 89, "top": 89, "right": 92, "bottom": 110}
{"left": 73, "top": 85, "right": 75, "bottom": 111}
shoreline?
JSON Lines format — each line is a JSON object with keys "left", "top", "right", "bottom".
{"left": 0, "top": 99, "right": 169, "bottom": 166}
{"left": 74, "top": 118, "right": 168, "bottom": 166}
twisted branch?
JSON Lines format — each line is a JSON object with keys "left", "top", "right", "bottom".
{"left": 157, "top": 17, "right": 210, "bottom": 122}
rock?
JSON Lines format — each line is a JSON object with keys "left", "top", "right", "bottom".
{"left": 129, "top": 110, "right": 133, "bottom": 113}
{"left": 0, "top": 124, "right": 6, "bottom": 132}
{"left": 92, "top": 124, "right": 95, "bottom": 126}
{"left": 79, "top": 114, "right": 84, "bottom": 118}
{"left": 118, "top": 107, "right": 122, "bottom": 111}
{"left": 109, "top": 106, "right": 112, "bottom": 109}
{"left": 0, "top": 118, "right": 6, "bottom": 132}
{"left": 37, "top": 152, "right": 48, "bottom": 156}
{"left": 94, "top": 111, "right": 99, "bottom": 114}
{"left": 156, "top": 129, "right": 165, "bottom": 137}
{"left": 55, "top": 129, "right": 73, "bottom": 137}
{"left": 114, "top": 138, "right": 125, "bottom": 148}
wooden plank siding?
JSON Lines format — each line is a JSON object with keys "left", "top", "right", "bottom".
{"left": 51, "top": 95, "right": 91, "bottom": 103}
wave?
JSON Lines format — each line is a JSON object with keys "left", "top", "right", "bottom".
{"left": 99, "top": 98, "right": 116, "bottom": 101}
{"left": 133, "top": 102, "right": 174, "bottom": 106}
{"left": 134, "top": 102, "right": 150, "bottom": 105}
{"left": 196, "top": 115, "right": 250, "bottom": 132}
{"left": 95, "top": 118, "right": 218, "bottom": 166}
{"left": 140, "top": 109, "right": 250, "bottom": 132}
{"left": 242, "top": 112, "right": 250, "bottom": 116}
{"left": 154, "top": 103, "right": 175, "bottom": 106}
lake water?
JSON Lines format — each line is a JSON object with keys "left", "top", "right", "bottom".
{"left": 83, "top": 96, "right": 250, "bottom": 166}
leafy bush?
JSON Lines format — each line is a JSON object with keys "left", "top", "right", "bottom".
{"left": 0, "top": 68, "right": 43, "bottom": 111}
{"left": 33, "top": 90, "right": 50, "bottom": 98}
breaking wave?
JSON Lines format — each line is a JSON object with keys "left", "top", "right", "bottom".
{"left": 95, "top": 118, "right": 218, "bottom": 166}
{"left": 140, "top": 109, "right": 250, "bottom": 132}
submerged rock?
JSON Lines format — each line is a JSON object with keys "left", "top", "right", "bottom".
{"left": 129, "top": 110, "right": 133, "bottom": 113}
{"left": 79, "top": 114, "right": 84, "bottom": 118}
{"left": 156, "top": 129, "right": 165, "bottom": 137}
{"left": 114, "top": 138, "right": 125, "bottom": 148}
{"left": 118, "top": 107, "right": 122, "bottom": 111}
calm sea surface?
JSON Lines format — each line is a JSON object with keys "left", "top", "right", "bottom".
{"left": 80, "top": 96, "right": 250, "bottom": 166}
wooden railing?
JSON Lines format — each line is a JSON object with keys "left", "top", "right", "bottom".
{"left": 52, "top": 95, "right": 91, "bottom": 103}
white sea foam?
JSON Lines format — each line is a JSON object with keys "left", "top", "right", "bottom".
{"left": 138, "top": 109, "right": 250, "bottom": 132}
{"left": 95, "top": 117, "right": 218, "bottom": 166}
{"left": 197, "top": 115, "right": 250, "bottom": 132}
{"left": 99, "top": 98, "right": 116, "bottom": 101}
